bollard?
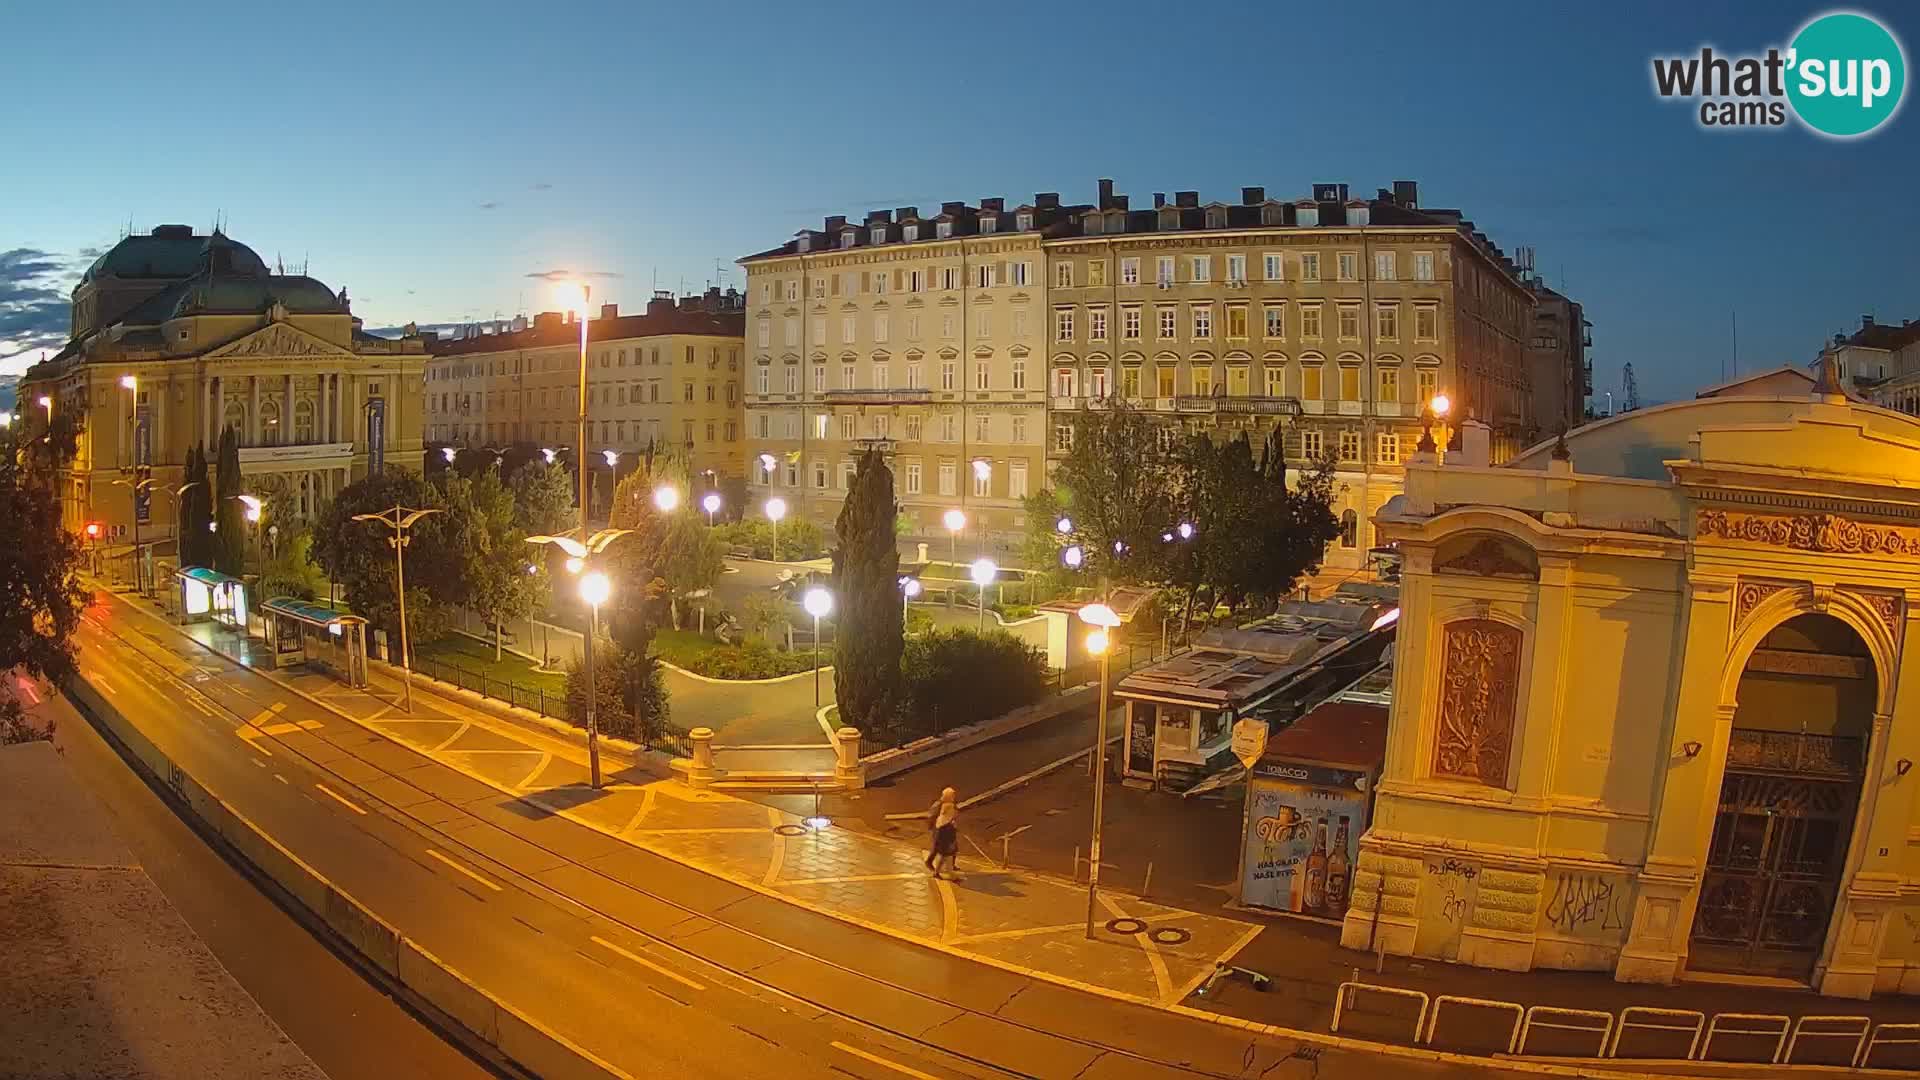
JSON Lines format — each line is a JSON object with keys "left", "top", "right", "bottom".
{"left": 686, "top": 727, "right": 717, "bottom": 788}
{"left": 834, "top": 726, "right": 864, "bottom": 790}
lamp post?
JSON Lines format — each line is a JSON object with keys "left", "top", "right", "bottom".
{"left": 525, "top": 527, "right": 633, "bottom": 788}
{"left": 765, "top": 496, "right": 787, "bottom": 562}
{"left": 119, "top": 375, "right": 136, "bottom": 467}
{"left": 803, "top": 586, "right": 832, "bottom": 707}
{"left": 652, "top": 484, "right": 680, "bottom": 513}
{"left": 702, "top": 492, "right": 722, "bottom": 526}
{"left": 899, "top": 575, "right": 921, "bottom": 623}
{"left": 1078, "top": 601, "right": 1121, "bottom": 939}
{"left": 943, "top": 508, "right": 967, "bottom": 607}
{"left": 969, "top": 557, "right": 997, "bottom": 631}
{"left": 601, "top": 449, "right": 621, "bottom": 521}
{"left": 1429, "top": 393, "right": 1452, "bottom": 460}
{"left": 110, "top": 474, "right": 154, "bottom": 593}
{"left": 350, "top": 506, "right": 442, "bottom": 714}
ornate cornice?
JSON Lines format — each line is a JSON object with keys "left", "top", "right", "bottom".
{"left": 1734, "top": 579, "right": 1796, "bottom": 628}
{"left": 1698, "top": 509, "right": 1920, "bottom": 556}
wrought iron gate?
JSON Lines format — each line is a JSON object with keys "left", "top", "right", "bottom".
{"left": 1690, "top": 731, "right": 1863, "bottom": 980}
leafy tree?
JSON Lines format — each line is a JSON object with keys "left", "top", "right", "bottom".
{"left": 564, "top": 632, "right": 671, "bottom": 744}
{"left": 713, "top": 517, "right": 827, "bottom": 561}
{"left": 178, "top": 443, "right": 213, "bottom": 569}
{"left": 19, "top": 408, "right": 83, "bottom": 480}
{"left": 1043, "top": 399, "right": 1178, "bottom": 584}
{"left": 509, "top": 459, "right": 577, "bottom": 536}
{"left": 832, "top": 447, "right": 903, "bottom": 734}
{"left": 211, "top": 425, "right": 245, "bottom": 575}
{"left": 606, "top": 453, "right": 724, "bottom": 632}
{"left": 258, "top": 532, "right": 329, "bottom": 601}
{"left": 0, "top": 425, "right": 87, "bottom": 687}
{"left": 308, "top": 469, "right": 453, "bottom": 658}
{"left": 436, "top": 464, "right": 544, "bottom": 660}
{"left": 896, "top": 628, "right": 1048, "bottom": 746}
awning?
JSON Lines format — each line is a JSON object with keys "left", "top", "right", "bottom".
{"left": 175, "top": 566, "right": 243, "bottom": 586}
{"left": 261, "top": 597, "right": 364, "bottom": 628}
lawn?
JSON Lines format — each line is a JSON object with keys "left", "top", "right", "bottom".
{"left": 416, "top": 633, "right": 566, "bottom": 696}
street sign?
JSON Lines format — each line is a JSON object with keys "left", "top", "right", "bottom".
{"left": 1232, "top": 717, "right": 1270, "bottom": 769}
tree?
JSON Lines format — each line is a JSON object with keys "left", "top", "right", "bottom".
{"left": 897, "top": 628, "right": 1048, "bottom": 745}
{"left": 308, "top": 469, "right": 453, "bottom": 658}
{"left": 211, "top": 425, "right": 245, "bottom": 576}
{"left": 563, "top": 632, "right": 671, "bottom": 744}
{"left": 258, "top": 532, "right": 329, "bottom": 601}
{"left": 437, "top": 464, "right": 544, "bottom": 660}
{"left": 178, "top": 443, "right": 212, "bottom": 569}
{"left": 832, "top": 446, "right": 904, "bottom": 734}
{"left": 0, "top": 425, "right": 87, "bottom": 688}
{"left": 606, "top": 452, "right": 724, "bottom": 633}
{"left": 508, "top": 459, "right": 576, "bottom": 536}
{"left": 1042, "top": 399, "right": 1178, "bottom": 584}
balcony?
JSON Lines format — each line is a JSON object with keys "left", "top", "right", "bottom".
{"left": 821, "top": 388, "right": 933, "bottom": 406}
{"left": 1175, "top": 395, "right": 1303, "bottom": 417}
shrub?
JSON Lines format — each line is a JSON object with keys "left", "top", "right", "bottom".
{"left": 895, "top": 628, "right": 1048, "bottom": 745}
{"left": 565, "top": 635, "right": 673, "bottom": 745}
{"left": 686, "top": 640, "right": 823, "bottom": 680}
{"left": 713, "top": 518, "right": 827, "bottom": 561}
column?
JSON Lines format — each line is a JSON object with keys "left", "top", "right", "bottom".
{"left": 249, "top": 375, "right": 262, "bottom": 447}
{"left": 205, "top": 377, "right": 218, "bottom": 449}
{"left": 325, "top": 374, "right": 338, "bottom": 443}
{"left": 282, "top": 373, "right": 293, "bottom": 445}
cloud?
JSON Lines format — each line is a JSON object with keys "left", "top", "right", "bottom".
{"left": 0, "top": 247, "right": 76, "bottom": 373}
{"left": 478, "top": 201, "right": 502, "bottom": 210}
{"left": 531, "top": 182, "right": 553, "bottom": 191}
{"left": 523, "top": 269, "right": 623, "bottom": 282}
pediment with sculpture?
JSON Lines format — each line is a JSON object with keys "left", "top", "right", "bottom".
{"left": 205, "top": 322, "right": 353, "bottom": 361}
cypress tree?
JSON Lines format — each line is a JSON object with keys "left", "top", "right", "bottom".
{"left": 180, "top": 443, "right": 212, "bottom": 568}
{"left": 212, "top": 425, "right": 245, "bottom": 575}
{"left": 832, "top": 446, "right": 903, "bottom": 735}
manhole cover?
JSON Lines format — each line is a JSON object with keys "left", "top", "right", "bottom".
{"left": 1105, "top": 917, "right": 1148, "bottom": 935}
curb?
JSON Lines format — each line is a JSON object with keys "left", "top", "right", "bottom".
{"left": 67, "top": 674, "right": 631, "bottom": 1080}
{"left": 656, "top": 656, "right": 834, "bottom": 686}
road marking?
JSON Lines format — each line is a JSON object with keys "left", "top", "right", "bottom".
{"left": 274, "top": 774, "right": 290, "bottom": 785}
{"left": 314, "top": 783, "right": 368, "bottom": 816}
{"left": 251, "top": 758, "right": 267, "bottom": 769}
{"left": 762, "top": 805, "right": 786, "bottom": 886}
{"left": 830, "top": 1042, "right": 940, "bottom": 1080}
{"left": 936, "top": 877, "right": 959, "bottom": 941}
{"left": 259, "top": 719, "right": 323, "bottom": 736}
{"left": 590, "top": 935, "right": 707, "bottom": 992}
{"left": 517, "top": 752, "right": 555, "bottom": 789}
{"left": 429, "top": 722, "right": 472, "bottom": 751}
{"left": 619, "top": 786, "right": 657, "bottom": 835}
{"left": 784, "top": 872, "right": 924, "bottom": 886}
{"left": 425, "top": 848, "right": 502, "bottom": 892}
{"left": 1100, "top": 893, "right": 1173, "bottom": 1003}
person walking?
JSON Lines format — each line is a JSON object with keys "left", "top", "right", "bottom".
{"left": 928, "top": 787, "right": 961, "bottom": 880}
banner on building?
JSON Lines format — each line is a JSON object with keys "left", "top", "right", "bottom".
{"left": 133, "top": 410, "right": 152, "bottom": 524}
{"left": 366, "top": 397, "right": 386, "bottom": 474}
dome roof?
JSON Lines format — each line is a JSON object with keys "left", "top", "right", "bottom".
{"left": 167, "top": 275, "right": 345, "bottom": 320}
{"left": 80, "top": 226, "right": 267, "bottom": 286}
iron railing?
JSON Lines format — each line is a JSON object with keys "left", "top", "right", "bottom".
{"left": 411, "top": 653, "right": 689, "bottom": 755}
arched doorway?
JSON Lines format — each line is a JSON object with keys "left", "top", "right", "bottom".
{"left": 1690, "top": 613, "right": 1876, "bottom": 981}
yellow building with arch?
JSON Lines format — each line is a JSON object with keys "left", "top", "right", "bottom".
{"left": 1343, "top": 370, "right": 1920, "bottom": 998}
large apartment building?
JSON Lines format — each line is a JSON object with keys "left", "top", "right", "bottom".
{"left": 741, "top": 179, "right": 1547, "bottom": 567}
{"left": 426, "top": 289, "right": 747, "bottom": 484}
{"left": 1527, "top": 282, "right": 1592, "bottom": 433}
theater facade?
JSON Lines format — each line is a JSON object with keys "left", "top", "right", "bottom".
{"left": 1342, "top": 370, "right": 1920, "bottom": 997}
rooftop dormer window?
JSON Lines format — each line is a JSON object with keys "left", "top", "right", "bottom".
{"left": 797, "top": 235, "right": 811, "bottom": 252}
{"left": 1016, "top": 212, "right": 1034, "bottom": 231}
{"left": 1085, "top": 214, "right": 1104, "bottom": 235}
{"left": 841, "top": 231, "right": 856, "bottom": 249}
{"left": 871, "top": 227, "right": 887, "bottom": 245}
{"left": 1261, "top": 205, "right": 1283, "bottom": 226}
{"left": 936, "top": 221, "right": 953, "bottom": 239}
{"left": 1205, "top": 207, "right": 1227, "bottom": 229}
{"left": 904, "top": 224, "right": 919, "bottom": 241}
{"left": 980, "top": 215, "right": 998, "bottom": 234}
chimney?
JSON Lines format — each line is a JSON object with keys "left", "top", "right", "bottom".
{"left": 1153, "top": 192, "right": 1166, "bottom": 209}
{"left": 824, "top": 214, "right": 846, "bottom": 232}
{"left": 599, "top": 303, "right": 618, "bottom": 320}
{"left": 1241, "top": 186, "right": 1265, "bottom": 206}
{"left": 895, "top": 206, "right": 918, "bottom": 221}
{"left": 1863, "top": 314, "right": 1876, "bottom": 329}
{"left": 647, "top": 291, "right": 674, "bottom": 316}
{"left": 1096, "top": 178, "right": 1114, "bottom": 210}
{"left": 866, "top": 209, "right": 892, "bottom": 224}
{"left": 533, "top": 311, "right": 562, "bottom": 330}
{"left": 1393, "top": 180, "right": 1419, "bottom": 207}
{"left": 1175, "top": 191, "right": 1199, "bottom": 208}
{"left": 980, "top": 197, "right": 1004, "bottom": 213}
{"left": 1036, "top": 192, "right": 1059, "bottom": 210}
{"left": 940, "top": 201, "right": 965, "bottom": 216}
{"left": 1112, "top": 195, "right": 1128, "bottom": 211}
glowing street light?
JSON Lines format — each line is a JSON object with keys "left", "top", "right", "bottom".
{"left": 969, "top": 557, "right": 997, "bottom": 630}
{"left": 1077, "top": 600, "right": 1122, "bottom": 939}
{"left": 526, "top": 526, "right": 634, "bottom": 788}
{"left": 652, "top": 485, "right": 681, "bottom": 513}
{"left": 765, "top": 496, "right": 788, "bottom": 561}
{"left": 1056, "top": 516, "right": 1073, "bottom": 534}
{"left": 579, "top": 570, "right": 611, "bottom": 608}
{"left": 602, "top": 448, "right": 620, "bottom": 468}
{"left": 971, "top": 458, "right": 992, "bottom": 481}
{"left": 702, "top": 492, "right": 722, "bottom": 525}
{"left": 1177, "top": 521, "right": 1195, "bottom": 540}
{"left": 541, "top": 446, "right": 558, "bottom": 464}
{"left": 1062, "top": 545, "right": 1084, "bottom": 569}
{"left": 441, "top": 446, "right": 457, "bottom": 463}
{"left": 37, "top": 395, "right": 52, "bottom": 419}
{"left": 899, "top": 575, "right": 922, "bottom": 621}
{"left": 758, "top": 451, "right": 777, "bottom": 478}
{"left": 802, "top": 586, "right": 833, "bottom": 706}
{"left": 1430, "top": 393, "right": 1451, "bottom": 418}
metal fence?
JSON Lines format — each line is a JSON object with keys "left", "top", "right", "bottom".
{"left": 1050, "top": 638, "right": 1175, "bottom": 694}
{"left": 411, "top": 653, "right": 689, "bottom": 756}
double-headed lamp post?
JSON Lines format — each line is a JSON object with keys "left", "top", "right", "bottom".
{"left": 1078, "top": 601, "right": 1122, "bottom": 938}
{"left": 969, "top": 557, "right": 997, "bottom": 631}
{"left": 525, "top": 527, "right": 632, "bottom": 788}
{"left": 350, "top": 506, "right": 443, "bottom": 715}
{"left": 803, "top": 586, "right": 833, "bottom": 707}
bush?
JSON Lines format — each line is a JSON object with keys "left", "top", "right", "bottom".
{"left": 687, "top": 640, "right": 823, "bottom": 680}
{"left": 992, "top": 602, "right": 1038, "bottom": 621}
{"left": 713, "top": 518, "right": 827, "bottom": 561}
{"left": 894, "top": 628, "right": 1048, "bottom": 745}
{"left": 564, "top": 635, "right": 673, "bottom": 745}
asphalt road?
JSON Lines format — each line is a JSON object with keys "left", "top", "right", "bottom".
{"left": 41, "top": 687, "right": 497, "bottom": 1080}
{"left": 68, "top": 586, "right": 1600, "bottom": 1080}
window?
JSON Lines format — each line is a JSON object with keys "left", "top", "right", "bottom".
{"left": 1226, "top": 254, "right": 1246, "bottom": 283}
{"left": 756, "top": 367, "right": 770, "bottom": 395}
{"left": 1090, "top": 307, "right": 1108, "bottom": 341}
{"left": 941, "top": 314, "right": 955, "bottom": 340}
{"left": 1191, "top": 365, "right": 1214, "bottom": 397}
{"left": 1016, "top": 212, "right": 1034, "bottom": 231}
{"left": 1054, "top": 367, "right": 1078, "bottom": 398}
{"left": 975, "top": 413, "right": 990, "bottom": 443}
{"left": 1155, "top": 425, "right": 1181, "bottom": 454}
{"left": 1055, "top": 261, "right": 1074, "bottom": 288}
{"left": 976, "top": 361, "right": 990, "bottom": 390}
{"left": 1300, "top": 252, "right": 1321, "bottom": 282}
{"left": 937, "top": 221, "right": 954, "bottom": 239}
{"left": 784, "top": 319, "right": 799, "bottom": 347}
{"left": 1263, "top": 252, "right": 1284, "bottom": 282}
{"left": 907, "top": 361, "right": 922, "bottom": 389}
{"left": 939, "top": 461, "right": 957, "bottom": 495}
{"left": 1413, "top": 251, "right": 1436, "bottom": 281}
{"left": 976, "top": 311, "right": 992, "bottom": 338}
{"left": 1088, "top": 260, "right": 1106, "bottom": 287}
{"left": 1379, "top": 366, "right": 1400, "bottom": 402}
{"left": 980, "top": 216, "right": 998, "bottom": 234}
{"left": 1121, "top": 366, "right": 1142, "bottom": 398}
{"left": 873, "top": 414, "right": 889, "bottom": 439}
{"left": 1011, "top": 310, "right": 1027, "bottom": 338}
{"left": 874, "top": 314, "right": 890, "bottom": 343}
{"left": 815, "top": 413, "right": 830, "bottom": 439}
{"left": 1011, "top": 261, "right": 1031, "bottom": 286}
{"left": 705, "top": 421, "right": 716, "bottom": 443}
{"left": 872, "top": 362, "right": 889, "bottom": 389}
{"left": 756, "top": 413, "right": 771, "bottom": 438}
{"left": 1192, "top": 305, "right": 1213, "bottom": 340}
{"left": 1377, "top": 432, "right": 1400, "bottom": 465}
{"left": 1376, "top": 304, "right": 1399, "bottom": 342}
{"left": 1011, "top": 415, "right": 1027, "bottom": 443}
{"left": 972, "top": 463, "right": 991, "bottom": 497}
{"left": 905, "top": 460, "right": 923, "bottom": 494}
{"left": 905, "top": 414, "right": 922, "bottom": 441}
{"left": 757, "top": 320, "right": 771, "bottom": 348}
{"left": 940, "top": 413, "right": 956, "bottom": 442}
{"left": 1302, "top": 364, "right": 1323, "bottom": 400}
{"left": 1337, "top": 252, "right": 1358, "bottom": 281}
{"left": 1055, "top": 308, "right": 1075, "bottom": 342}
{"left": 1120, "top": 306, "right": 1141, "bottom": 340}
{"left": 1156, "top": 256, "right": 1175, "bottom": 286}
{"left": 1009, "top": 461, "right": 1029, "bottom": 498}
{"left": 1415, "top": 305, "right": 1439, "bottom": 341}
{"left": 1264, "top": 303, "right": 1286, "bottom": 339}
{"left": 1301, "top": 304, "right": 1323, "bottom": 340}
{"left": 812, "top": 365, "right": 826, "bottom": 393}
{"left": 1339, "top": 365, "right": 1361, "bottom": 401}
{"left": 1120, "top": 257, "right": 1140, "bottom": 285}
{"left": 941, "top": 267, "right": 959, "bottom": 291}
{"left": 814, "top": 460, "right": 829, "bottom": 488}
{"left": 1337, "top": 305, "right": 1360, "bottom": 341}
{"left": 1011, "top": 358, "right": 1027, "bottom": 389}
{"left": 1158, "top": 306, "right": 1177, "bottom": 339}
{"left": 785, "top": 280, "right": 800, "bottom": 301}
{"left": 975, "top": 264, "right": 995, "bottom": 289}
{"left": 1417, "top": 367, "right": 1438, "bottom": 403}
{"left": 1375, "top": 251, "right": 1396, "bottom": 281}
{"left": 908, "top": 269, "right": 925, "bottom": 293}
{"left": 1156, "top": 365, "right": 1176, "bottom": 398}
{"left": 941, "top": 361, "right": 956, "bottom": 390}
{"left": 1054, "top": 423, "right": 1074, "bottom": 452}
{"left": 842, "top": 363, "right": 856, "bottom": 388}
{"left": 1340, "top": 509, "right": 1357, "bottom": 548}
{"left": 1226, "top": 305, "right": 1248, "bottom": 339}
{"left": 840, "top": 316, "right": 855, "bottom": 344}
{"left": 1189, "top": 256, "right": 1211, "bottom": 283}
{"left": 835, "top": 413, "right": 853, "bottom": 441}
{"left": 1301, "top": 429, "right": 1323, "bottom": 458}
{"left": 1263, "top": 365, "right": 1285, "bottom": 398}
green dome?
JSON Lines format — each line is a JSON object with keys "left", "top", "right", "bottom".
{"left": 81, "top": 226, "right": 269, "bottom": 286}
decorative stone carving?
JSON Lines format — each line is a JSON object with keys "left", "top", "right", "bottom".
{"left": 1432, "top": 619, "right": 1522, "bottom": 786}
{"left": 1435, "top": 537, "right": 1538, "bottom": 580}
{"left": 1843, "top": 589, "right": 1903, "bottom": 644}
{"left": 213, "top": 323, "right": 341, "bottom": 359}
{"left": 1697, "top": 509, "right": 1920, "bottom": 556}
{"left": 1734, "top": 580, "right": 1793, "bottom": 628}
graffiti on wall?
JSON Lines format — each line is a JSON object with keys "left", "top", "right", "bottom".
{"left": 1413, "top": 857, "right": 1481, "bottom": 962}
{"left": 1543, "top": 871, "right": 1631, "bottom": 938}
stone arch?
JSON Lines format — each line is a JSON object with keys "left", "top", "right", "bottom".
{"left": 1720, "top": 585, "right": 1896, "bottom": 718}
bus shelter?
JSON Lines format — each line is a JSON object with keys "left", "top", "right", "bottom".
{"left": 260, "top": 597, "right": 368, "bottom": 688}
{"left": 174, "top": 566, "right": 248, "bottom": 629}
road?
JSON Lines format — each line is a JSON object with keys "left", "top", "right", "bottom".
{"left": 67, "top": 586, "right": 1595, "bottom": 1080}
{"left": 39, "top": 686, "right": 497, "bottom": 1080}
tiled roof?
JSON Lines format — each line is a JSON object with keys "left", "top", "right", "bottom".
{"left": 429, "top": 308, "right": 743, "bottom": 357}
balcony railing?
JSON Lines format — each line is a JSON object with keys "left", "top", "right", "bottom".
{"left": 1175, "top": 394, "right": 1302, "bottom": 417}
{"left": 820, "top": 388, "right": 933, "bottom": 405}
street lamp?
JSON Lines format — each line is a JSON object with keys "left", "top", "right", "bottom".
{"left": 653, "top": 485, "right": 680, "bottom": 513}
{"left": 350, "top": 506, "right": 443, "bottom": 715}
{"left": 758, "top": 452, "right": 777, "bottom": 482}
{"left": 899, "top": 575, "right": 921, "bottom": 622}
{"left": 802, "top": 586, "right": 833, "bottom": 707}
{"left": 541, "top": 446, "right": 558, "bottom": 465}
{"left": 765, "top": 496, "right": 787, "bottom": 561}
{"left": 701, "top": 492, "right": 722, "bottom": 525}
{"left": 441, "top": 446, "right": 457, "bottom": 464}
{"left": 1056, "top": 516, "right": 1073, "bottom": 534}
{"left": 1062, "top": 544, "right": 1084, "bottom": 569}
{"left": 969, "top": 557, "right": 997, "bottom": 631}
{"left": 943, "top": 508, "right": 967, "bottom": 606}
{"left": 1177, "top": 521, "right": 1195, "bottom": 541}
{"left": 37, "top": 395, "right": 53, "bottom": 425}
{"left": 118, "top": 375, "right": 136, "bottom": 469}
{"left": 1078, "top": 601, "right": 1122, "bottom": 939}
{"left": 525, "top": 527, "right": 633, "bottom": 788}
{"left": 110, "top": 473, "right": 156, "bottom": 594}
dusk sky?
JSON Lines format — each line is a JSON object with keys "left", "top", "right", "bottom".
{"left": 5, "top": 0, "right": 1915, "bottom": 404}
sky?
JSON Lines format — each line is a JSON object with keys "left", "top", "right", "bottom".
{"left": 4, "top": 0, "right": 1916, "bottom": 404}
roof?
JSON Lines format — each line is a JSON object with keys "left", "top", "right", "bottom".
{"left": 429, "top": 308, "right": 743, "bottom": 357}
{"left": 262, "top": 597, "right": 365, "bottom": 626}
{"left": 1830, "top": 320, "right": 1920, "bottom": 354}
{"left": 175, "top": 566, "right": 244, "bottom": 585}
{"left": 80, "top": 228, "right": 268, "bottom": 286}
{"left": 1694, "top": 365, "right": 1821, "bottom": 399}
{"left": 1258, "top": 700, "right": 1388, "bottom": 772}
